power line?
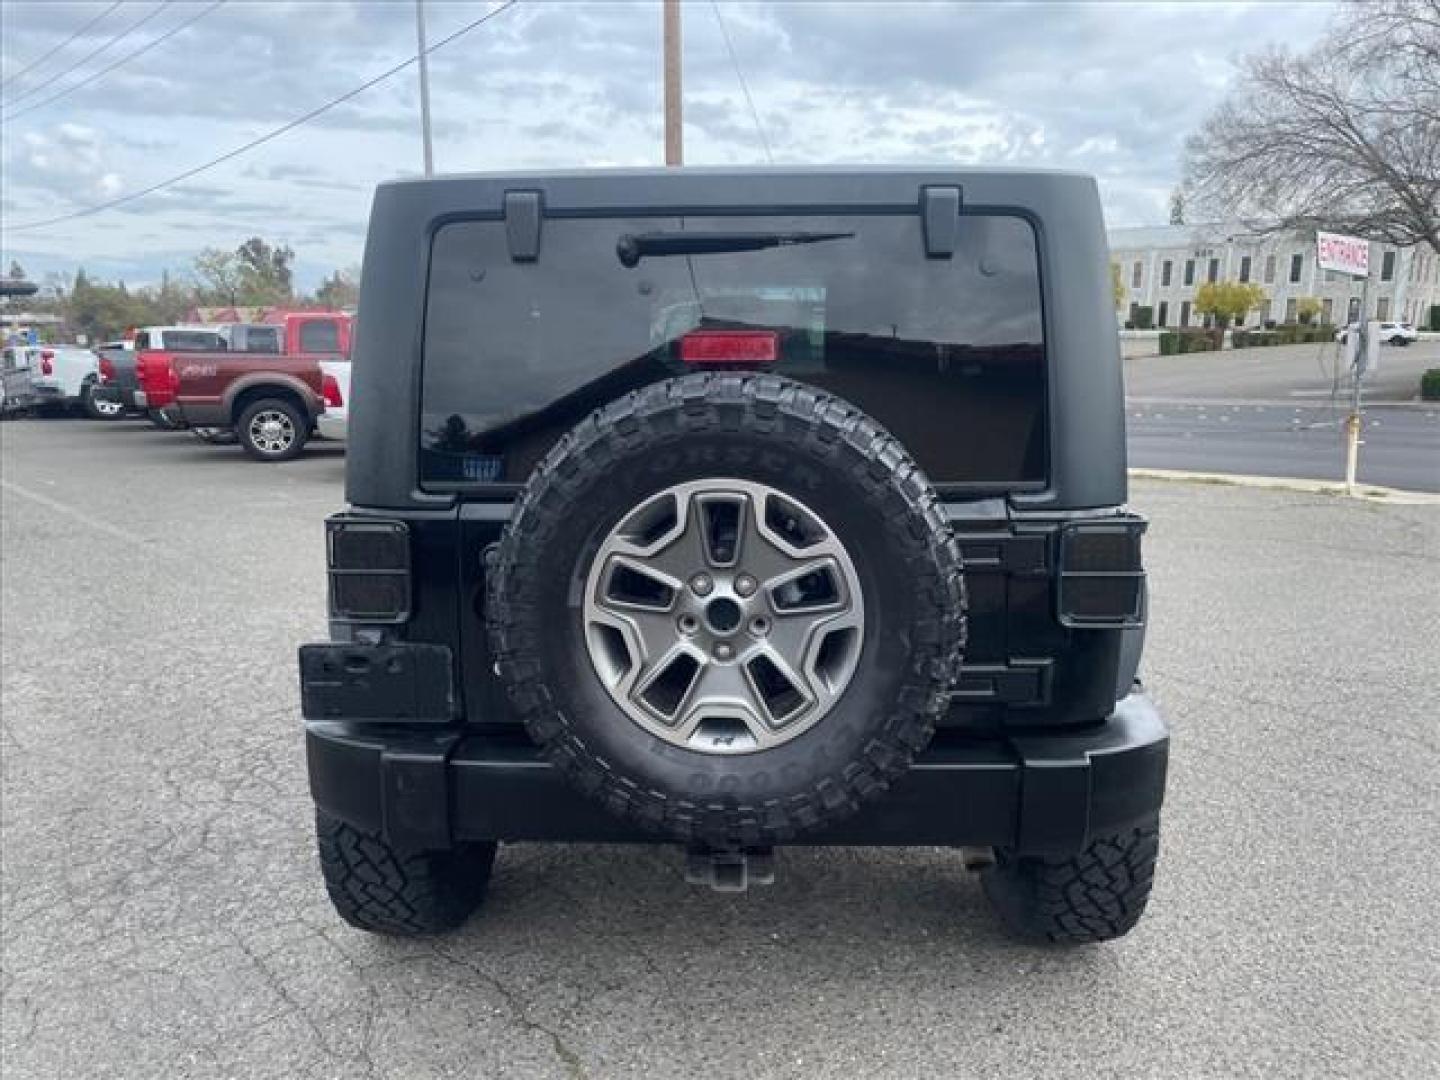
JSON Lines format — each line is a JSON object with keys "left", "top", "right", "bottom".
{"left": 3, "top": 1, "right": 226, "bottom": 122}
{"left": 2, "top": 1, "right": 521, "bottom": 234}
{"left": 0, "top": 1, "right": 124, "bottom": 91}
{"left": 710, "top": 1, "right": 773, "bottom": 165}
{"left": 2, "top": 1, "right": 171, "bottom": 111}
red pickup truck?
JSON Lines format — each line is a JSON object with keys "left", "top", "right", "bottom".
{"left": 130, "top": 326, "right": 228, "bottom": 429}
{"left": 162, "top": 312, "right": 353, "bottom": 461}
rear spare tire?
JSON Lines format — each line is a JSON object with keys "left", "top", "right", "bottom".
{"left": 488, "top": 374, "right": 966, "bottom": 846}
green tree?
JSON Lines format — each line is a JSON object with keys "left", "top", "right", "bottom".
{"left": 1194, "top": 280, "right": 1266, "bottom": 329}
{"left": 1110, "top": 261, "right": 1126, "bottom": 310}
{"left": 149, "top": 270, "right": 195, "bottom": 324}
{"left": 1295, "top": 296, "right": 1322, "bottom": 326}
{"left": 193, "top": 248, "right": 243, "bottom": 305}
{"left": 314, "top": 267, "right": 359, "bottom": 310}
{"left": 66, "top": 270, "right": 153, "bottom": 341}
{"left": 235, "top": 237, "right": 294, "bottom": 305}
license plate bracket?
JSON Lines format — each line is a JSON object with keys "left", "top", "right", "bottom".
{"left": 299, "top": 643, "right": 454, "bottom": 724}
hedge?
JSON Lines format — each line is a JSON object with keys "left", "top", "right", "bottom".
{"left": 1430, "top": 306, "right": 1440, "bottom": 332}
{"left": 1234, "top": 325, "right": 1333, "bottom": 348}
{"left": 1159, "top": 329, "right": 1222, "bottom": 355}
{"left": 1422, "top": 368, "right": 1440, "bottom": 401}
{"left": 1160, "top": 325, "right": 1336, "bottom": 352}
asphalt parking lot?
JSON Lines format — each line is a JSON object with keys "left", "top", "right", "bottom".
{"left": 3, "top": 417, "right": 1438, "bottom": 1079}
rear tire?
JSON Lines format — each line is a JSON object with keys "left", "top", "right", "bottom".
{"left": 981, "top": 822, "right": 1160, "bottom": 944}
{"left": 82, "top": 383, "right": 124, "bottom": 421}
{"left": 237, "top": 397, "right": 308, "bottom": 461}
{"left": 315, "top": 811, "right": 497, "bottom": 935}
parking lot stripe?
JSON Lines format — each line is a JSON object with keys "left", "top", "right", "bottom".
{"left": 1, "top": 478, "right": 152, "bottom": 546}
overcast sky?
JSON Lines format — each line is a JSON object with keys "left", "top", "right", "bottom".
{"left": 0, "top": 0, "right": 1339, "bottom": 290}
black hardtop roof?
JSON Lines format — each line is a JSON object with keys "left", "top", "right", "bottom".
{"left": 373, "top": 165, "right": 1098, "bottom": 217}
{"left": 383, "top": 163, "right": 1094, "bottom": 186}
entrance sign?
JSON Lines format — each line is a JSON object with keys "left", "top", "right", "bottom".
{"left": 1316, "top": 232, "right": 1370, "bottom": 277}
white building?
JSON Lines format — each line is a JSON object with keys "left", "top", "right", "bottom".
{"left": 1107, "top": 224, "right": 1440, "bottom": 330}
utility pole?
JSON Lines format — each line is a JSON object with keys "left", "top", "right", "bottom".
{"left": 663, "top": 0, "right": 683, "bottom": 166}
{"left": 416, "top": 0, "right": 435, "bottom": 176}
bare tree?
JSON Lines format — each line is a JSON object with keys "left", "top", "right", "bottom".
{"left": 1184, "top": 0, "right": 1439, "bottom": 250}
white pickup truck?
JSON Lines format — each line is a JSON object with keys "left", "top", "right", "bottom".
{"left": 1, "top": 344, "right": 122, "bottom": 419}
{"left": 316, "top": 358, "right": 351, "bottom": 441}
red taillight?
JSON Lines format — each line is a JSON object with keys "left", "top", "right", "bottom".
{"left": 322, "top": 374, "right": 343, "bottom": 408}
{"left": 679, "top": 330, "right": 779, "bottom": 366}
{"left": 40, "top": 350, "right": 54, "bottom": 375}
{"left": 99, "top": 356, "right": 116, "bottom": 383}
{"left": 137, "top": 353, "right": 177, "bottom": 399}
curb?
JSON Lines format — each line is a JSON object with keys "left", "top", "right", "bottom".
{"left": 1129, "top": 468, "right": 1440, "bottom": 505}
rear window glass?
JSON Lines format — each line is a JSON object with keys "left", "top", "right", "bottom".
{"left": 164, "top": 331, "right": 225, "bottom": 352}
{"left": 421, "top": 213, "right": 1046, "bottom": 488}
{"left": 299, "top": 320, "right": 341, "bottom": 353}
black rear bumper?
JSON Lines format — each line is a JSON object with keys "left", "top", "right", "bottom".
{"left": 302, "top": 643, "right": 1168, "bottom": 854}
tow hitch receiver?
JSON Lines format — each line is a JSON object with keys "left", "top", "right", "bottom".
{"left": 684, "top": 845, "right": 776, "bottom": 893}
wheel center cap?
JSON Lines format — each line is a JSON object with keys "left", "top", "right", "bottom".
{"left": 704, "top": 596, "right": 743, "bottom": 634}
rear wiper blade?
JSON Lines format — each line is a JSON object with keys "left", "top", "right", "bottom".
{"left": 616, "top": 230, "right": 854, "bottom": 267}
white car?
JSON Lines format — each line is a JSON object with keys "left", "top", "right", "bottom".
{"left": 0, "top": 343, "right": 121, "bottom": 419}
{"left": 1335, "top": 321, "right": 1419, "bottom": 346}
{"left": 316, "top": 359, "right": 351, "bottom": 441}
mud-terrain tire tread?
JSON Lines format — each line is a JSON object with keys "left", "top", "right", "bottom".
{"left": 982, "top": 822, "right": 1160, "bottom": 944}
{"left": 487, "top": 372, "right": 966, "bottom": 846}
{"left": 315, "top": 811, "right": 496, "bottom": 935}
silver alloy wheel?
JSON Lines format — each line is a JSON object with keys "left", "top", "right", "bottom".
{"left": 248, "top": 409, "right": 295, "bottom": 454}
{"left": 583, "top": 478, "right": 865, "bottom": 755}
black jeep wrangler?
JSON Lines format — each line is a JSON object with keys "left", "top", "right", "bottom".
{"left": 300, "top": 167, "right": 1168, "bottom": 944}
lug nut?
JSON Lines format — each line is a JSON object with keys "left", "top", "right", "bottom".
{"left": 734, "top": 573, "right": 757, "bottom": 597}
{"left": 748, "top": 616, "right": 770, "bottom": 637}
{"left": 678, "top": 614, "right": 699, "bottom": 635}
{"left": 713, "top": 642, "right": 735, "bottom": 661}
{"left": 690, "top": 573, "right": 713, "bottom": 596}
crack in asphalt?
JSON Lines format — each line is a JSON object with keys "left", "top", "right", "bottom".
{"left": 429, "top": 944, "right": 589, "bottom": 1080}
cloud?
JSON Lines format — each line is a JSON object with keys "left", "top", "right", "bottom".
{"left": 1, "top": 0, "right": 1341, "bottom": 287}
